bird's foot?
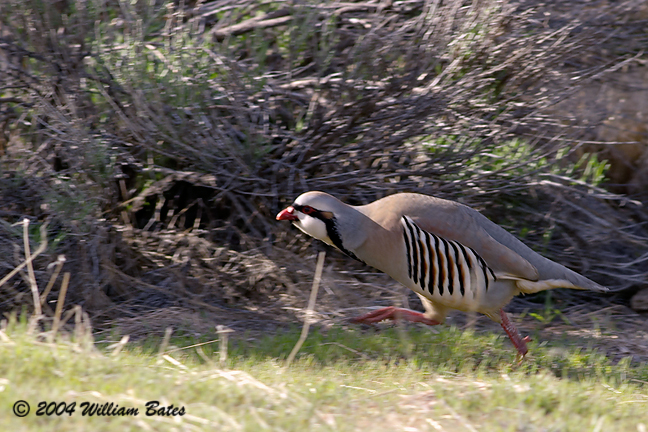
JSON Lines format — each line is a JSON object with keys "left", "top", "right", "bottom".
{"left": 513, "top": 336, "right": 533, "bottom": 364}
{"left": 351, "top": 307, "right": 440, "bottom": 326}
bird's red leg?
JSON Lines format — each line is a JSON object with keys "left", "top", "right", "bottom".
{"left": 500, "top": 309, "right": 531, "bottom": 358}
{"left": 351, "top": 307, "right": 440, "bottom": 326}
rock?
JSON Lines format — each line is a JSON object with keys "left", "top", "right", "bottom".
{"left": 556, "top": 66, "right": 648, "bottom": 198}
{"left": 630, "top": 288, "right": 648, "bottom": 312}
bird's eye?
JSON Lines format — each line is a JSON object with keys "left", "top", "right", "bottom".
{"left": 301, "top": 205, "right": 315, "bottom": 215}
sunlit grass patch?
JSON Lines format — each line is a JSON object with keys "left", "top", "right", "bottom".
{"left": 1, "top": 318, "right": 646, "bottom": 431}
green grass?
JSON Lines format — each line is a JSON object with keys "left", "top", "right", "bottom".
{"left": 1, "top": 320, "right": 647, "bottom": 431}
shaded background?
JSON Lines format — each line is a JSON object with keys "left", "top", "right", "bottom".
{"left": 0, "top": 0, "right": 646, "bottom": 358}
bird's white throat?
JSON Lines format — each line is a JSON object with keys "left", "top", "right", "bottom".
{"left": 294, "top": 215, "right": 335, "bottom": 247}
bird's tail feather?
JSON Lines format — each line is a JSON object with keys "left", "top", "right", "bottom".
{"left": 517, "top": 278, "right": 607, "bottom": 294}
{"left": 532, "top": 256, "right": 608, "bottom": 293}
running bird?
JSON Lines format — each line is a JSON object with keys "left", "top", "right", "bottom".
{"left": 276, "top": 191, "right": 607, "bottom": 357}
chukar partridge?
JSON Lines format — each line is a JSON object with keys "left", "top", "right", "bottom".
{"left": 277, "top": 191, "right": 607, "bottom": 357}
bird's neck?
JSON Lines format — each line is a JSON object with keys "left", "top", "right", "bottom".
{"left": 350, "top": 212, "right": 406, "bottom": 280}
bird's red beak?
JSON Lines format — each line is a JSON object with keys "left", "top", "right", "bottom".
{"left": 276, "top": 206, "right": 299, "bottom": 221}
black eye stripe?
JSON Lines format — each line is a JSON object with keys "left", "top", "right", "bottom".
{"left": 293, "top": 204, "right": 314, "bottom": 214}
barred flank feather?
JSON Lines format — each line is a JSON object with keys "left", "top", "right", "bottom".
{"left": 401, "top": 216, "right": 496, "bottom": 302}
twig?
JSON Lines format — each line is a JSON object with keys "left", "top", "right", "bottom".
{"left": 22, "top": 218, "right": 43, "bottom": 317}
{"left": 212, "top": 8, "right": 293, "bottom": 41}
{"left": 50, "top": 272, "right": 70, "bottom": 341}
{"left": 158, "top": 327, "right": 173, "bottom": 356}
{"left": 320, "top": 342, "right": 371, "bottom": 360}
{"left": 40, "top": 255, "right": 66, "bottom": 305}
{"left": 110, "top": 335, "right": 130, "bottom": 356}
{"left": 0, "top": 220, "right": 49, "bottom": 289}
{"left": 216, "top": 324, "right": 234, "bottom": 365}
{"left": 162, "top": 354, "right": 188, "bottom": 369}
{"left": 73, "top": 305, "right": 84, "bottom": 342}
{"left": 165, "top": 338, "right": 220, "bottom": 355}
{"left": 285, "top": 251, "right": 325, "bottom": 368}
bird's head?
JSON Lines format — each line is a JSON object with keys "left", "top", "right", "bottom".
{"left": 276, "top": 191, "right": 342, "bottom": 246}
{"left": 276, "top": 191, "right": 365, "bottom": 262}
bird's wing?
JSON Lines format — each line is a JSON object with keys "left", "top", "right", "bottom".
{"left": 409, "top": 209, "right": 540, "bottom": 282}
{"left": 410, "top": 201, "right": 606, "bottom": 291}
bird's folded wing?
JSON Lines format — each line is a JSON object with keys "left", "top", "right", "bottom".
{"left": 410, "top": 208, "right": 540, "bottom": 282}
